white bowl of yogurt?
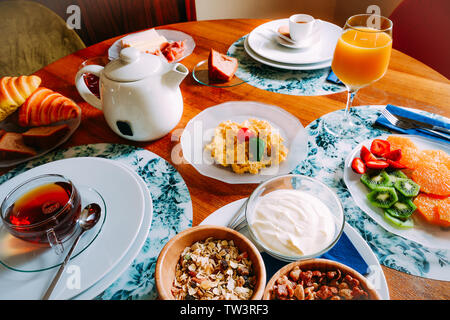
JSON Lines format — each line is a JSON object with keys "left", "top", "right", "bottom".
{"left": 245, "top": 174, "right": 345, "bottom": 262}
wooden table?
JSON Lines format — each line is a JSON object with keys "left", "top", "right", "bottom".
{"left": 4, "top": 19, "right": 450, "bottom": 300}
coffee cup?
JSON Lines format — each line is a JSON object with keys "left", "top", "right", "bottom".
{"left": 289, "top": 14, "right": 319, "bottom": 43}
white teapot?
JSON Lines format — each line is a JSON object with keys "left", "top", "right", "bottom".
{"left": 75, "top": 47, "right": 188, "bottom": 141}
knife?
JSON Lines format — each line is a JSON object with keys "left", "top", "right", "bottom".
{"left": 391, "top": 113, "right": 450, "bottom": 135}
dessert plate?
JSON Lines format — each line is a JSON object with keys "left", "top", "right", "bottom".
{"left": 0, "top": 157, "right": 146, "bottom": 299}
{"left": 344, "top": 134, "right": 450, "bottom": 249}
{"left": 72, "top": 161, "right": 153, "bottom": 300}
{"left": 108, "top": 29, "right": 196, "bottom": 62}
{"left": 275, "top": 22, "right": 321, "bottom": 49}
{"left": 192, "top": 59, "right": 246, "bottom": 88}
{"left": 244, "top": 37, "right": 331, "bottom": 70}
{"left": 248, "top": 19, "right": 341, "bottom": 65}
{"left": 201, "top": 198, "right": 390, "bottom": 300}
{"left": 180, "top": 101, "right": 308, "bottom": 184}
{"left": 0, "top": 107, "right": 81, "bottom": 168}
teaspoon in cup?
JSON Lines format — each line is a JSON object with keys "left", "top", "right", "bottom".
{"left": 42, "top": 203, "right": 101, "bottom": 300}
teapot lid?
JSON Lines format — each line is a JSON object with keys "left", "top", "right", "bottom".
{"left": 103, "top": 47, "right": 163, "bottom": 82}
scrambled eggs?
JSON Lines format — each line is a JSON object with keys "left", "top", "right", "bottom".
{"left": 205, "top": 119, "right": 288, "bottom": 174}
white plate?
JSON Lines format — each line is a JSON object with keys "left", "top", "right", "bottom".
{"left": 244, "top": 37, "right": 331, "bottom": 71}
{"left": 0, "top": 157, "right": 145, "bottom": 300}
{"left": 108, "top": 29, "right": 196, "bottom": 62}
{"left": 73, "top": 161, "right": 153, "bottom": 300}
{"left": 180, "top": 101, "right": 308, "bottom": 184}
{"left": 344, "top": 134, "right": 450, "bottom": 249}
{"left": 200, "top": 198, "right": 389, "bottom": 300}
{"left": 248, "top": 19, "right": 341, "bottom": 64}
{"left": 0, "top": 106, "right": 81, "bottom": 168}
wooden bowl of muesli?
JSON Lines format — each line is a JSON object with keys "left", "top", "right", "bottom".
{"left": 155, "top": 225, "right": 266, "bottom": 300}
{"left": 263, "top": 258, "right": 381, "bottom": 300}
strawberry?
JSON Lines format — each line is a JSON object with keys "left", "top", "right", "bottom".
{"left": 351, "top": 157, "right": 366, "bottom": 174}
{"left": 384, "top": 149, "right": 402, "bottom": 161}
{"left": 386, "top": 159, "right": 408, "bottom": 169}
{"left": 360, "top": 145, "right": 378, "bottom": 163}
{"left": 370, "top": 139, "right": 391, "bottom": 157}
{"left": 237, "top": 127, "right": 256, "bottom": 142}
{"left": 365, "top": 160, "right": 390, "bottom": 170}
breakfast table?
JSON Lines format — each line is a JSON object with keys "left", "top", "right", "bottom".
{"left": 1, "top": 19, "right": 449, "bottom": 300}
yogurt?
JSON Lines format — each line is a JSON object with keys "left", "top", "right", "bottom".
{"left": 250, "top": 189, "right": 336, "bottom": 257}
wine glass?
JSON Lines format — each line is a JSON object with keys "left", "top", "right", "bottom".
{"left": 323, "top": 14, "right": 393, "bottom": 138}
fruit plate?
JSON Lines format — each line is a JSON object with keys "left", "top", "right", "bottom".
{"left": 343, "top": 134, "right": 450, "bottom": 249}
{"left": 0, "top": 106, "right": 81, "bottom": 168}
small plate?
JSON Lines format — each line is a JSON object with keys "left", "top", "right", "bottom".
{"left": 0, "top": 157, "right": 146, "bottom": 299}
{"left": 180, "top": 101, "right": 308, "bottom": 184}
{"left": 192, "top": 59, "right": 246, "bottom": 88}
{"left": 244, "top": 36, "right": 331, "bottom": 70}
{"left": 108, "top": 29, "right": 196, "bottom": 62}
{"left": 200, "top": 198, "right": 390, "bottom": 300}
{"left": 0, "top": 106, "right": 81, "bottom": 168}
{"left": 248, "top": 18, "right": 341, "bottom": 64}
{"left": 275, "top": 22, "right": 321, "bottom": 49}
{"left": 344, "top": 134, "right": 450, "bottom": 249}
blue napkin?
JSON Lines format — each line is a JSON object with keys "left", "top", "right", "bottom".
{"left": 376, "top": 104, "right": 450, "bottom": 143}
{"left": 326, "top": 70, "right": 342, "bottom": 84}
{"left": 261, "top": 232, "right": 369, "bottom": 282}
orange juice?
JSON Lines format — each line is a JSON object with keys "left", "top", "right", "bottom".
{"left": 331, "top": 27, "right": 392, "bottom": 89}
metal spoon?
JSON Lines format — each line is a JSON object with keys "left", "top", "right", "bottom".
{"left": 42, "top": 203, "right": 101, "bottom": 300}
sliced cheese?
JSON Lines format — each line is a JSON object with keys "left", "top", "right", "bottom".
{"left": 121, "top": 28, "right": 168, "bottom": 53}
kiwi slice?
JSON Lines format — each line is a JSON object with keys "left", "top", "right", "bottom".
{"left": 360, "top": 170, "right": 393, "bottom": 190}
{"left": 387, "top": 170, "right": 408, "bottom": 181}
{"left": 367, "top": 186, "right": 398, "bottom": 208}
{"left": 385, "top": 198, "right": 417, "bottom": 219}
{"left": 394, "top": 178, "right": 420, "bottom": 197}
{"left": 384, "top": 211, "right": 414, "bottom": 229}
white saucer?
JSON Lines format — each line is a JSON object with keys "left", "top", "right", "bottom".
{"left": 108, "top": 29, "right": 196, "bottom": 62}
{"left": 73, "top": 161, "right": 153, "bottom": 300}
{"left": 244, "top": 37, "right": 331, "bottom": 70}
{"left": 180, "top": 101, "right": 308, "bottom": 184}
{"left": 0, "top": 157, "right": 146, "bottom": 300}
{"left": 248, "top": 18, "right": 341, "bottom": 65}
{"left": 200, "top": 198, "right": 390, "bottom": 300}
{"left": 275, "top": 21, "right": 321, "bottom": 49}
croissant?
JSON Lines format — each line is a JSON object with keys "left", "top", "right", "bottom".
{"left": 0, "top": 75, "right": 41, "bottom": 121}
{"left": 18, "top": 87, "right": 81, "bottom": 127}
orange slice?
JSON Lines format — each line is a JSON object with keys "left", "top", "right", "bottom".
{"left": 411, "top": 162, "right": 450, "bottom": 196}
{"left": 413, "top": 193, "right": 446, "bottom": 225}
{"left": 434, "top": 198, "right": 450, "bottom": 227}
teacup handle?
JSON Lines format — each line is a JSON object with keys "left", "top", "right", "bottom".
{"left": 47, "top": 229, "right": 64, "bottom": 255}
{"left": 75, "top": 65, "right": 104, "bottom": 110}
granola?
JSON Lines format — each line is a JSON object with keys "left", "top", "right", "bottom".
{"left": 171, "top": 237, "right": 256, "bottom": 300}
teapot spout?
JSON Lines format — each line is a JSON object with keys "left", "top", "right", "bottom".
{"left": 163, "top": 63, "right": 188, "bottom": 88}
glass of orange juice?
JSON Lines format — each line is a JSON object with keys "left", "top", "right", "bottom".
{"left": 324, "top": 14, "right": 393, "bottom": 137}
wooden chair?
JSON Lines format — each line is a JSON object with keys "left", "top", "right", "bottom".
{"left": 0, "top": 0, "right": 86, "bottom": 77}
{"left": 389, "top": 0, "right": 450, "bottom": 79}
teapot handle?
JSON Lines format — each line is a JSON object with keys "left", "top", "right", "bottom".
{"left": 75, "top": 65, "right": 104, "bottom": 110}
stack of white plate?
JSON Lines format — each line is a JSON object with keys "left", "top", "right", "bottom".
{"left": 0, "top": 157, "right": 153, "bottom": 300}
{"left": 245, "top": 18, "right": 342, "bottom": 70}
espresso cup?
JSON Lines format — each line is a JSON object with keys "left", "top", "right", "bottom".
{"left": 289, "top": 14, "right": 317, "bottom": 42}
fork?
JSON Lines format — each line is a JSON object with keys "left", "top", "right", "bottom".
{"left": 381, "top": 108, "right": 450, "bottom": 141}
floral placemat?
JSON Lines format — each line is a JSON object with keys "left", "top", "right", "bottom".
{"left": 227, "top": 36, "right": 346, "bottom": 96}
{"left": 292, "top": 105, "right": 449, "bottom": 281}
{"left": 0, "top": 144, "right": 193, "bottom": 299}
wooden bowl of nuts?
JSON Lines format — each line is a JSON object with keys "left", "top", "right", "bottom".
{"left": 155, "top": 225, "right": 266, "bottom": 300}
{"left": 263, "top": 258, "right": 381, "bottom": 300}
